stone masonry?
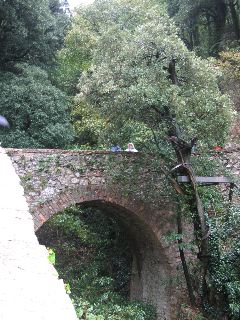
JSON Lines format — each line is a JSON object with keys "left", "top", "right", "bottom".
{"left": 7, "top": 148, "right": 180, "bottom": 320}
{"left": 0, "top": 147, "right": 78, "bottom": 320}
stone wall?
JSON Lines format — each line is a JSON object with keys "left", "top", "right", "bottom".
{"left": 220, "top": 144, "right": 240, "bottom": 202}
{"left": 222, "top": 143, "right": 240, "bottom": 177}
{"left": 0, "top": 147, "right": 78, "bottom": 320}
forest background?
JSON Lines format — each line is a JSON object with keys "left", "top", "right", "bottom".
{"left": 0, "top": 0, "right": 240, "bottom": 319}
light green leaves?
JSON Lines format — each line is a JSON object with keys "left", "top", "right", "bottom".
{"left": 47, "top": 248, "right": 56, "bottom": 265}
{"left": 75, "top": 0, "right": 234, "bottom": 147}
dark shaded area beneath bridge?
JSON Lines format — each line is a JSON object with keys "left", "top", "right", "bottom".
{"left": 37, "top": 199, "right": 174, "bottom": 319}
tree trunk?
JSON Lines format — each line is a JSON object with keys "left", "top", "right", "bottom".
{"left": 177, "top": 206, "right": 196, "bottom": 306}
{"left": 167, "top": 59, "right": 210, "bottom": 307}
{"left": 228, "top": 0, "right": 240, "bottom": 40}
{"left": 212, "top": 0, "right": 227, "bottom": 54}
{"left": 206, "top": 13, "right": 213, "bottom": 55}
{"left": 192, "top": 22, "right": 200, "bottom": 48}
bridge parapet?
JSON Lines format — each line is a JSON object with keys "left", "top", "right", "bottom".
{"left": 0, "top": 147, "right": 78, "bottom": 320}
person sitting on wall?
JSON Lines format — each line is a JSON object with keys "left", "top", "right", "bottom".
{"left": 110, "top": 145, "right": 122, "bottom": 152}
{"left": 0, "top": 115, "right": 10, "bottom": 128}
{"left": 125, "top": 143, "right": 138, "bottom": 152}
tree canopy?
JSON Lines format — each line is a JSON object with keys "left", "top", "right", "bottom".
{"left": 0, "top": 0, "right": 70, "bottom": 69}
{"left": 75, "top": 0, "right": 233, "bottom": 150}
{"left": 0, "top": 0, "right": 73, "bottom": 148}
{"left": 0, "top": 64, "right": 73, "bottom": 148}
{"left": 68, "top": 5, "right": 238, "bottom": 316}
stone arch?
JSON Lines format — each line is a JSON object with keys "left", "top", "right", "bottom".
{"left": 33, "top": 185, "right": 178, "bottom": 320}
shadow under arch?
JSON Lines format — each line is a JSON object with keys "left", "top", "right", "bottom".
{"left": 80, "top": 199, "right": 173, "bottom": 320}
{"left": 33, "top": 186, "right": 178, "bottom": 320}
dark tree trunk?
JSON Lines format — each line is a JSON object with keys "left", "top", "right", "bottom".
{"left": 168, "top": 59, "right": 178, "bottom": 85}
{"left": 212, "top": 0, "right": 227, "bottom": 54}
{"left": 228, "top": 0, "right": 240, "bottom": 39}
{"left": 188, "top": 18, "right": 200, "bottom": 50}
{"left": 167, "top": 59, "right": 210, "bottom": 307}
{"left": 192, "top": 22, "right": 200, "bottom": 48}
{"left": 206, "top": 13, "right": 213, "bottom": 55}
{"left": 177, "top": 207, "right": 196, "bottom": 306}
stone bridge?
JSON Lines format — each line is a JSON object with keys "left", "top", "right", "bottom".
{"left": 4, "top": 146, "right": 240, "bottom": 320}
{"left": 7, "top": 148, "right": 181, "bottom": 320}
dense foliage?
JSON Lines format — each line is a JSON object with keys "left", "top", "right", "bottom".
{"left": 1, "top": 0, "right": 239, "bottom": 318}
{"left": 207, "top": 204, "right": 240, "bottom": 319}
{"left": 0, "top": 0, "right": 73, "bottom": 148}
{"left": 75, "top": 0, "right": 233, "bottom": 150}
{"left": 167, "top": 0, "right": 240, "bottom": 57}
{"left": 37, "top": 206, "right": 156, "bottom": 320}
{"left": 0, "top": 0, "right": 70, "bottom": 69}
{"left": 216, "top": 50, "right": 240, "bottom": 141}
{"left": 63, "top": 1, "right": 238, "bottom": 318}
{"left": 0, "top": 64, "right": 73, "bottom": 148}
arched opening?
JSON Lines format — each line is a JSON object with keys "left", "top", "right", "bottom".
{"left": 35, "top": 200, "right": 174, "bottom": 320}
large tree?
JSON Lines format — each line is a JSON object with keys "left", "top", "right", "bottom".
{"left": 0, "top": 0, "right": 73, "bottom": 148}
{"left": 0, "top": 0, "right": 70, "bottom": 70}
{"left": 0, "top": 64, "right": 73, "bottom": 148}
{"left": 76, "top": 0, "right": 233, "bottom": 152}
{"left": 73, "top": 0, "right": 235, "bottom": 313}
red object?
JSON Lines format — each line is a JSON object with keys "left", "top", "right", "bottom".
{"left": 214, "top": 145, "right": 223, "bottom": 152}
